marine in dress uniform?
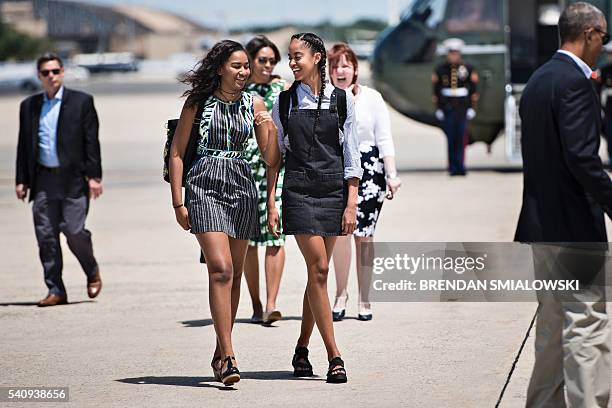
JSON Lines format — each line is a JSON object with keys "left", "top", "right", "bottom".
{"left": 432, "top": 38, "right": 479, "bottom": 176}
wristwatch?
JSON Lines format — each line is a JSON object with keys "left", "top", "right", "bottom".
{"left": 385, "top": 172, "right": 398, "bottom": 180}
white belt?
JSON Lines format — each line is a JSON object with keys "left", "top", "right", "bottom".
{"left": 602, "top": 88, "right": 612, "bottom": 99}
{"left": 441, "top": 87, "right": 469, "bottom": 97}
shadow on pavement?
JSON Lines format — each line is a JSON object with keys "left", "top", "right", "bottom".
{"left": 180, "top": 316, "right": 303, "bottom": 327}
{"left": 116, "top": 376, "right": 234, "bottom": 390}
{"left": 0, "top": 301, "right": 39, "bottom": 306}
{"left": 116, "top": 371, "right": 325, "bottom": 387}
{"left": 332, "top": 316, "right": 368, "bottom": 321}
{"left": 0, "top": 300, "right": 95, "bottom": 306}
{"left": 398, "top": 166, "right": 522, "bottom": 174}
{"left": 241, "top": 371, "right": 325, "bottom": 381}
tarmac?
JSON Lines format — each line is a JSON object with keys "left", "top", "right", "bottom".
{"left": 0, "top": 77, "right": 611, "bottom": 407}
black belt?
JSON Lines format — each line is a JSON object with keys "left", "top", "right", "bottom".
{"left": 37, "top": 164, "right": 61, "bottom": 174}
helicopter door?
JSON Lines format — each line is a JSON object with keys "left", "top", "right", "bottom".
{"left": 536, "top": 3, "right": 563, "bottom": 66}
{"left": 506, "top": 1, "right": 562, "bottom": 162}
{"left": 508, "top": 0, "right": 562, "bottom": 83}
{"left": 508, "top": 0, "right": 537, "bottom": 84}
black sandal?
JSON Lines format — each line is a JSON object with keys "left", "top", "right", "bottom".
{"left": 211, "top": 356, "right": 222, "bottom": 382}
{"left": 221, "top": 356, "right": 240, "bottom": 386}
{"left": 292, "top": 346, "right": 313, "bottom": 377}
{"left": 326, "top": 356, "right": 347, "bottom": 383}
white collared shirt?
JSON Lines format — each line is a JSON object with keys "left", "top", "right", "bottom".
{"left": 557, "top": 49, "right": 593, "bottom": 79}
{"left": 271, "top": 82, "right": 363, "bottom": 180}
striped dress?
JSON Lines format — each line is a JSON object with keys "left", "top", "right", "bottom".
{"left": 184, "top": 92, "right": 258, "bottom": 240}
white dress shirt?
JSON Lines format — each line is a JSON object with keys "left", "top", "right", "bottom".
{"left": 271, "top": 82, "right": 363, "bottom": 180}
{"left": 557, "top": 49, "right": 593, "bottom": 79}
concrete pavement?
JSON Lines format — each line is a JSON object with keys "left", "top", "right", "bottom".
{"left": 0, "top": 88, "right": 610, "bottom": 407}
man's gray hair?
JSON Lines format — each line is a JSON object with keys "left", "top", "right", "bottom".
{"left": 559, "top": 2, "right": 606, "bottom": 44}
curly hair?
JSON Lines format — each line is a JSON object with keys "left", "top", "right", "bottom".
{"left": 291, "top": 32, "right": 327, "bottom": 135}
{"left": 181, "top": 40, "right": 249, "bottom": 108}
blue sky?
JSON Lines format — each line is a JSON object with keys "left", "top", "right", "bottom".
{"left": 84, "top": 0, "right": 414, "bottom": 29}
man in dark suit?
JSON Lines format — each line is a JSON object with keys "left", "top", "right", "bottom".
{"left": 15, "top": 53, "right": 103, "bottom": 307}
{"left": 515, "top": 3, "right": 611, "bottom": 406}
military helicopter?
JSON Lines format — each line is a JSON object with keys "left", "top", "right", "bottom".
{"left": 371, "top": 0, "right": 610, "bottom": 161}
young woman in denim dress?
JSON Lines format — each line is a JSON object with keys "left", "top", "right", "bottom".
{"left": 267, "top": 33, "right": 363, "bottom": 383}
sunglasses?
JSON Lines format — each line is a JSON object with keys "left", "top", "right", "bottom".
{"left": 593, "top": 27, "right": 610, "bottom": 45}
{"left": 39, "top": 68, "right": 61, "bottom": 77}
{"left": 257, "top": 57, "right": 277, "bottom": 66}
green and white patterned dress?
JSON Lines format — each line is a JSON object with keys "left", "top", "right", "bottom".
{"left": 245, "top": 80, "right": 286, "bottom": 246}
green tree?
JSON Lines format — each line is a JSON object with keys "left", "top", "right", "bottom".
{"left": 0, "top": 21, "right": 51, "bottom": 61}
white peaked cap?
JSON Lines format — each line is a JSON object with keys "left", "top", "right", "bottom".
{"left": 443, "top": 38, "right": 465, "bottom": 52}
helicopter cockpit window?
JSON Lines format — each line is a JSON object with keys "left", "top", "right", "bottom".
{"left": 446, "top": 0, "right": 501, "bottom": 33}
{"left": 401, "top": 0, "right": 447, "bottom": 29}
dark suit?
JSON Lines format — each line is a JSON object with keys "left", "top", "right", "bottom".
{"left": 515, "top": 52, "right": 612, "bottom": 243}
{"left": 16, "top": 88, "right": 102, "bottom": 201}
{"left": 15, "top": 87, "right": 101, "bottom": 296}
{"left": 516, "top": 52, "right": 611, "bottom": 407}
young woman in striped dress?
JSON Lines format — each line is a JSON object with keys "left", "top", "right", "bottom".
{"left": 169, "top": 40, "right": 279, "bottom": 386}
{"left": 243, "top": 35, "right": 289, "bottom": 325}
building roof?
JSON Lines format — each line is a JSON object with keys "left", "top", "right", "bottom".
{"left": 112, "top": 4, "right": 212, "bottom": 34}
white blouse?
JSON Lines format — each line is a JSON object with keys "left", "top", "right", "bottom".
{"left": 272, "top": 82, "right": 363, "bottom": 180}
{"left": 352, "top": 85, "right": 395, "bottom": 157}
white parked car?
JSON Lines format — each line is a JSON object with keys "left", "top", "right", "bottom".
{"left": 73, "top": 52, "right": 139, "bottom": 73}
{"left": 0, "top": 62, "right": 40, "bottom": 92}
{"left": 63, "top": 64, "right": 90, "bottom": 82}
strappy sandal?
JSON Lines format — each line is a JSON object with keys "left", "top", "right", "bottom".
{"left": 211, "top": 356, "right": 222, "bottom": 382}
{"left": 326, "top": 356, "right": 347, "bottom": 383}
{"left": 220, "top": 356, "right": 240, "bottom": 386}
{"left": 292, "top": 346, "right": 313, "bottom": 377}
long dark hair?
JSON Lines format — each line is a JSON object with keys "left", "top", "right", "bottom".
{"left": 181, "top": 40, "right": 248, "bottom": 108}
{"left": 291, "top": 32, "right": 327, "bottom": 134}
{"left": 246, "top": 35, "right": 281, "bottom": 82}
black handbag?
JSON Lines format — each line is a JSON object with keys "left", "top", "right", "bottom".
{"left": 163, "top": 102, "right": 205, "bottom": 186}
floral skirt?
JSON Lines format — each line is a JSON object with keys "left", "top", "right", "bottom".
{"left": 355, "top": 144, "right": 386, "bottom": 237}
{"left": 244, "top": 137, "right": 285, "bottom": 246}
